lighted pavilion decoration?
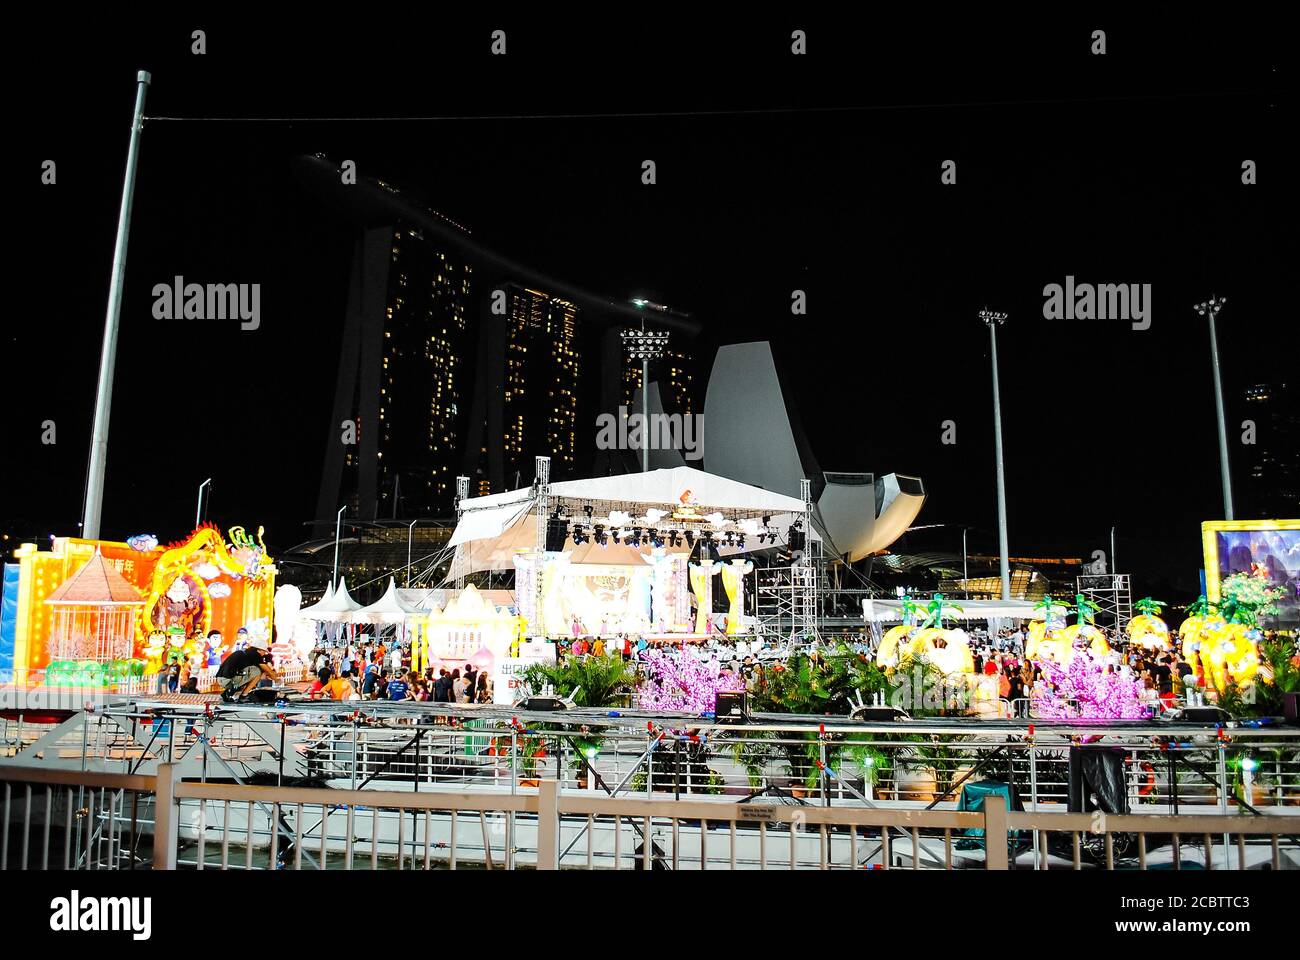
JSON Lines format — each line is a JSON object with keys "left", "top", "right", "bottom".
{"left": 424, "top": 584, "right": 516, "bottom": 667}
{"left": 6, "top": 525, "right": 276, "bottom": 683}
{"left": 44, "top": 550, "right": 147, "bottom": 662}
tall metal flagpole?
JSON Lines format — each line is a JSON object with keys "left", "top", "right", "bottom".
{"left": 1194, "top": 297, "right": 1234, "bottom": 520}
{"left": 980, "top": 308, "right": 1011, "bottom": 601}
{"left": 83, "top": 71, "right": 151, "bottom": 540}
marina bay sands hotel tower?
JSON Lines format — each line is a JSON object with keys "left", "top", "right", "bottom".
{"left": 296, "top": 157, "right": 700, "bottom": 535}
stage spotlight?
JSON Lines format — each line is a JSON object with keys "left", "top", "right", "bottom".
{"left": 668, "top": 530, "right": 681, "bottom": 547}
{"left": 572, "top": 525, "right": 589, "bottom": 546}
{"left": 651, "top": 531, "right": 664, "bottom": 548}
{"left": 737, "top": 535, "right": 746, "bottom": 549}
{"left": 684, "top": 530, "right": 695, "bottom": 547}
{"left": 584, "top": 504, "right": 594, "bottom": 519}
{"left": 594, "top": 524, "right": 608, "bottom": 546}
{"left": 612, "top": 529, "right": 621, "bottom": 544}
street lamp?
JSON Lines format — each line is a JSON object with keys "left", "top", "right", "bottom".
{"left": 621, "top": 321, "right": 670, "bottom": 472}
{"left": 1193, "top": 296, "right": 1234, "bottom": 519}
{"left": 980, "top": 308, "right": 1012, "bottom": 601}
{"left": 332, "top": 505, "right": 347, "bottom": 589}
{"left": 195, "top": 478, "right": 212, "bottom": 530}
{"left": 407, "top": 519, "right": 418, "bottom": 587}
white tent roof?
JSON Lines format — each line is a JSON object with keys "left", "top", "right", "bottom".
{"left": 297, "top": 582, "right": 334, "bottom": 617}
{"left": 309, "top": 577, "right": 363, "bottom": 622}
{"left": 448, "top": 467, "right": 814, "bottom": 575}
{"left": 354, "top": 577, "right": 423, "bottom": 624}
{"left": 862, "top": 598, "right": 1060, "bottom": 623}
{"left": 546, "top": 466, "right": 807, "bottom": 513}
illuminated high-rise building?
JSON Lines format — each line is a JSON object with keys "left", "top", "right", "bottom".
{"left": 302, "top": 159, "right": 700, "bottom": 533}
{"left": 491, "top": 284, "right": 582, "bottom": 487}
{"left": 378, "top": 225, "right": 474, "bottom": 516}
{"left": 317, "top": 218, "right": 473, "bottom": 530}
{"left": 1242, "top": 382, "right": 1300, "bottom": 517}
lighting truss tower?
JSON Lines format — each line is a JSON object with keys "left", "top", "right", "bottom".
{"left": 620, "top": 323, "right": 670, "bottom": 472}
{"left": 1193, "top": 296, "right": 1234, "bottom": 520}
{"left": 533, "top": 456, "right": 551, "bottom": 637}
{"left": 1076, "top": 573, "right": 1133, "bottom": 636}
{"left": 453, "top": 475, "right": 470, "bottom": 589}
{"left": 792, "top": 478, "right": 820, "bottom": 647}
{"left": 980, "top": 307, "right": 1012, "bottom": 601}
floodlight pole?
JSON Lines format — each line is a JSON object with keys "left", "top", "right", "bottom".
{"left": 641, "top": 319, "right": 651, "bottom": 473}
{"left": 620, "top": 317, "right": 668, "bottom": 473}
{"left": 333, "top": 505, "right": 346, "bottom": 589}
{"left": 962, "top": 527, "right": 969, "bottom": 599}
{"left": 981, "top": 308, "right": 1012, "bottom": 601}
{"left": 407, "top": 519, "right": 418, "bottom": 586}
{"left": 195, "top": 478, "right": 211, "bottom": 530}
{"left": 1194, "top": 297, "right": 1234, "bottom": 520}
{"left": 83, "top": 71, "right": 151, "bottom": 540}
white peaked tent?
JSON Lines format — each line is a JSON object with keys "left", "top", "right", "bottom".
{"left": 297, "top": 582, "right": 334, "bottom": 618}
{"left": 449, "top": 466, "right": 817, "bottom": 575}
{"left": 355, "top": 577, "right": 422, "bottom": 625}
{"left": 310, "top": 577, "right": 363, "bottom": 622}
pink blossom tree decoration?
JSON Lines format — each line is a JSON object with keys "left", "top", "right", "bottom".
{"left": 638, "top": 649, "right": 745, "bottom": 713}
{"left": 1031, "top": 652, "right": 1150, "bottom": 720}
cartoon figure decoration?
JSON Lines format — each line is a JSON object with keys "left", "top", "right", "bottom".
{"left": 126, "top": 533, "right": 159, "bottom": 552}
{"left": 1127, "top": 597, "right": 1172, "bottom": 651}
{"left": 205, "top": 630, "right": 227, "bottom": 668}
{"left": 164, "top": 626, "right": 187, "bottom": 670}
{"left": 227, "top": 526, "right": 268, "bottom": 579}
{"left": 1025, "top": 595, "right": 1066, "bottom": 660}
{"left": 143, "top": 630, "right": 168, "bottom": 675}
{"left": 152, "top": 574, "right": 204, "bottom": 639}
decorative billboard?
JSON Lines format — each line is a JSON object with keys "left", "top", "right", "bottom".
{"left": 1202, "top": 519, "right": 1300, "bottom": 627}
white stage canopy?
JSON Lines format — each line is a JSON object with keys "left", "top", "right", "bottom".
{"left": 449, "top": 466, "right": 816, "bottom": 575}
{"left": 862, "top": 598, "right": 1062, "bottom": 623}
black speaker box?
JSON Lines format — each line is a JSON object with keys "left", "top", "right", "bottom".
{"left": 1178, "top": 706, "right": 1231, "bottom": 723}
{"left": 519, "top": 696, "right": 569, "bottom": 711}
{"left": 545, "top": 518, "right": 569, "bottom": 552}
{"left": 714, "top": 691, "right": 746, "bottom": 723}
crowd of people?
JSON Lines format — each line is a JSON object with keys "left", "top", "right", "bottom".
{"left": 300, "top": 641, "right": 494, "bottom": 704}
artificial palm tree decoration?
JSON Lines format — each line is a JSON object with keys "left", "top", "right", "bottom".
{"left": 909, "top": 593, "right": 974, "bottom": 675}
{"left": 1026, "top": 595, "right": 1065, "bottom": 659}
{"left": 1195, "top": 574, "right": 1282, "bottom": 689}
{"left": 1057, "top": 592, "right": 1111, "bottom": 657}
{"left": 875, "top": 593, "right": 923, "bottom": 668}
{"left": 1127, "top": 597, "right": 1172, "bottom": 651}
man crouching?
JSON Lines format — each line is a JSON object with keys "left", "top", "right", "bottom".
{"left": 217, "top": 635, "right": 279, "bottom": 702}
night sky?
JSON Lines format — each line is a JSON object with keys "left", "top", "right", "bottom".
{"left": 9, "top": 12, "right": 1289, "bottom": 599}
